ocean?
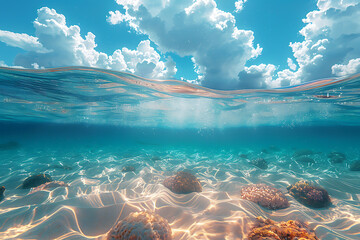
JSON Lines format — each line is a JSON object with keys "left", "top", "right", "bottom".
{"left": 0, "top": 67, "right": 359, "bottom": 239}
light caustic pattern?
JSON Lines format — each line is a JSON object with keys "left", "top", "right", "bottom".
{"left": 0, "top": 146, "right": 360, "bottom": 239}
{"left": 0, "top": 67, "right": 360, "bottom": 127}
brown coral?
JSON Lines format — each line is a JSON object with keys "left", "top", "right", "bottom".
{"left": 250, "top": 158, "right": 268, "bottom": 169}
{"left": 29, "top": 181, "right": 69, "bottom": 194}
{"left": 287, "top": 181, "right": 331, "bottom": 208}
{"left": 20, "top": 173, "right": 52, "bottom": 189}
{"left": 163, "top": 171, "right": 202, "bottom": 194}
{"left": 295, "top": 156, "right": 315, "bottom": 165}
{"left": 349, "top": 160, "right": 360, "bottom": 171}
{"left": 122, "top": 165, "right": 136, "bottom": 172}
{"left": 240, "top": 184, "right": 289, "bottom": 210}
{"left": 0, "top": 186, "right": 5, "bottom": 201}
{"left": 0, "top": 141, "right": 19, "bottom": 151}
{"left": 105, "top": 211, "right": 172, "bottom": 240}
{"left": 328, "top": 152, "right": 346, "bottom": 163}
{"left": 247, "top": 217, "right": 319, "bottom": 240}
{"left": 293, "top": 149, "right": 314, "bottom": 158}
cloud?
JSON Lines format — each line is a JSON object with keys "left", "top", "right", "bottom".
{"left": 0, "top": 60, "right": 25, "bottom": 69}
{"left": 287, "top": 58, "right": 297, "bottom": 71}
{"left": 0, "top": 30, "right": 49, "bottom": 53}
{"left": 2, "top": 0, "right": 359, "bottom": 90}
{"left": 107, "top": 10, "right": 127, "bottom": 24}
{"left": 235, "top": 0, "right": 248, "bottom": 12}
{"left": 0, "top": 60, "right": 8, "bottom": 67}
{"left": 0, "top": 7, "right": 176, "bottom": 79}
{"left": 275, "top": 0, "right": 360, "bottom": 86}
{"left": 332, "top": 58, "right": 360, "bottom": 76}
{"left": 107, "top": 10, "right": 135, "bottom": 25}
{"left": 237, "top": 64, "right": 276, "bottom": 89}
{"left": 120, "top": 40, "right": 177, "bottom": 78}
{"left": 110, "top": 0, "right": 262, "bottom": 90}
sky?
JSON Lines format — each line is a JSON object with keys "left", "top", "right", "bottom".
{"left": 0, "top": 0, "right": 359, "bottom": 90}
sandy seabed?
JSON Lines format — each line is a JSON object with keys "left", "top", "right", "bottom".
{"left": 0, "top": 146, "right": 359, "bottom": 240}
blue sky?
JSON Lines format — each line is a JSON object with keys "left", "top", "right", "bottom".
{"left": 0, "top": 0, "right": 359, "bottom": 89}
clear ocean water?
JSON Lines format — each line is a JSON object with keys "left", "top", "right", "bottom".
{"left": 0, "top": 67, "right": 359, "bottom": 239}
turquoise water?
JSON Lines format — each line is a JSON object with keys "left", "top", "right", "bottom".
{"left": 0, "top": 67, "right": 360, "bottom": 239}
{"left": 1, "top": 67, "right": 359, "bottom": 127}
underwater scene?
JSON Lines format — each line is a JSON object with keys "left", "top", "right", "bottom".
{"left": 0, "top": 67, "right": 359, "bottom": 240}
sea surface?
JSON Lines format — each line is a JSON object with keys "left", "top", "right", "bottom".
{"left": 0, "top": 67, "right": 359, "bottom": 239}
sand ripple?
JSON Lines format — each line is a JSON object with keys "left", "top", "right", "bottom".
{"left": 0, "top": 146, "right": 360, "bottom": 239}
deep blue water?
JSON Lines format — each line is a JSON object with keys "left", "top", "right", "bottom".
{"left": 1, "top": 122, "right": 360, "bottom": 151}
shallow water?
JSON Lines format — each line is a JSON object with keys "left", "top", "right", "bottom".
{"left": 1, "top": 67, "right": 360, "bottom": 127}
{"left": 0, "top": 67, "right": 360, "bottom": 239}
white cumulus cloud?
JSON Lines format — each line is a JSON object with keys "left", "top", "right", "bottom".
{"left": 0, "top": 60, "right": 8, "bottom": 67}
{"left": 0, "top": 30, "right": 49, "bottom": 53}
{"left": 332, "top": 58, "right": 360, "bottom": 76}
{"left": 287, "top": 58, "right": 297, "bottom": 71}
{"left": 0, "top": 7, "right": 176, "bottom": 79}
{"left": 109, "top": 0, "right": 263, "bottom": 90}
{"left": 2, "top": 0, "right": 360, "bottom": 90}
{"left": 238, "top": 64, "right": 276, "bottom": 89}
{"left": 107, "top": 10, "right": 135, "bottom": 25}
{"left": 235, "top": 0, "right": 248, "bottom": 12}
{"left": 276, "top": 0, "right": 360, "bottom": 86}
